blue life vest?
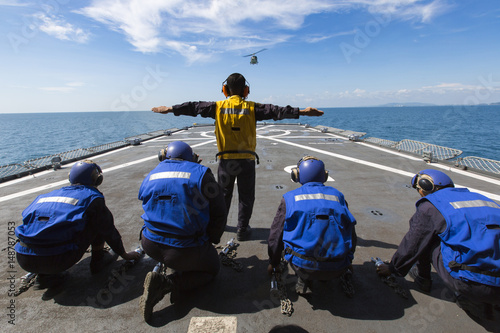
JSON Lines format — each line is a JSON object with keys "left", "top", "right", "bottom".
{"left": 420, "top": 187, "right": 500, "bottom": 287}
{"left": 282, "top": 182, "right": 356, "bottom": 271}
{"left": 15, "top": 186, "right": 104, "bottom": 256}
{"left": 139, "top": 159, "right": 210, "bottom": 248}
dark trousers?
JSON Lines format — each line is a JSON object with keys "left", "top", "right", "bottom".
{"left": 141, "top": 236, "right": 220, "bottom": 292}
{"left": 430, "top": 245, "right": 500, "bottom": 306}
{"left": 217, "top": 159, "right": 255, "bottom": 229}
{"left": 16, "top": 228, "right": 103, "bottom": 275}
{"left": 290, "top": 263, "right": 349, "bottom": 282}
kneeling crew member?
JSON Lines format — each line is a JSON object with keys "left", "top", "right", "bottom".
{"left": 267, "top": 156, "right": 357, "bottom": 296}
{"left": 138, "top": 141, "right": 227, "bottom": 322}
{"left": 15, "top": 160, "right": 141, "bottom": 290}
{"left": 377, "top": 169, "right": 500, "bottom": 320}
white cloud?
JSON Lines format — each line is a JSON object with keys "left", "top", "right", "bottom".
{"left": 34, "top": 13, "right": 91, "bottom": 43}
{"left": 76, "top": 0, "right": 336, "bottom": 60}
{"left": 309, "top": 81, "right": 500, "bottom": 106}
{"left": 76, "top": 0, "right": 451, "bottom": 61}
{"left": 39, "top": 82, "right": 85, "bottom": 93}
{"left": 67, "top": 81, "right": 85, "bottom": 87}
{"left": 421, "top": 82, "right": 483, "bottom": 91}
{"left": 305, "top": 30, "right": 357, "bottom": 43}
{"left": 358, "top": 0, "right": 451, "bottom": 23}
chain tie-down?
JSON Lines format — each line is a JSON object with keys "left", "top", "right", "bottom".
{"left": 371, "top": 257, "right": 408, "bottom": 299}
{"left": 271, "top": 260, "right": 294, "bottom": 316}
{"left": 217, "top": 238, "right": 243, "bottom": 272}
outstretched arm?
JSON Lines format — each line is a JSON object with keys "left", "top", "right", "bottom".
{"left": 152, "top": 106, "right": 173, "bottom": 114}
{"left": 153, "top": 102, "right": 217, "bottom": 118}
{"left": 299, "top": 107, "right": 324, "bottom": 116}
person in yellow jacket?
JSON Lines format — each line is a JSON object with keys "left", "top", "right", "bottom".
{"left": 152, "top": 73, "right": 323, "bottom": 241}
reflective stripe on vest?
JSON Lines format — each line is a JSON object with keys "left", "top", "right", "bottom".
{"left": 37, "top": 196, "right": 79, "bottom": 205}
{"left": 450, "top": 200, "right": 500, "bottom": 209}
{"left": 150, "top": 171, "right": 191, "bottom": 181}
{"left": 219, "top": 107, "right": 250, "bottom": 115}
{"left": 294, "top": 193, "right": 339, "bottom": 202}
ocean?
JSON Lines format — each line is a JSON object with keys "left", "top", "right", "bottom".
{"left": 1, "top": 105, "right": 499, "bottom": 166}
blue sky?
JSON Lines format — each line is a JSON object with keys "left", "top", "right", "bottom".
{"left": 1, "top": 0, "right": 499, "bottom": 112}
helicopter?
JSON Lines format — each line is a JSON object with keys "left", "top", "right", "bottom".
{"left": 243, "top": 48, "right": 267, "bottom": 64}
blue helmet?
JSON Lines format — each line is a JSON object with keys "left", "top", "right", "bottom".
{"left": 291, "top": 156, "right": 328, "bottom": 185}
{"left": 158, "top": 141, "right": 193, "bottom": 162}
{"left": 69, "top": 160, "right": 103, "bottom": 186}
{"left": 411, "top": 169, "right": 454, "bottom": 192}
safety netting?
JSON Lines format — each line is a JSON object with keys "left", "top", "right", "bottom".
{"left": 455, "top": 156, "right": 500, "bottom": 175}
{"left": 0, "top": 141, "right": 129, "bottom": 182}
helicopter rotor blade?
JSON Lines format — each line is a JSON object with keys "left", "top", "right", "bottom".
{"left": 243, "top": 48, "right": 267, "bottom": 57}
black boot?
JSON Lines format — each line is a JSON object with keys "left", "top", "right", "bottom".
{"left": 139, "top": 271, "right": 174, "bottom": 322}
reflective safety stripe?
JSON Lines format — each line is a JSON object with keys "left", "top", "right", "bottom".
{"left": 37, "top": 196, "right": 79, "bottom": 205}
{"left": 294, "top": 193, "right": 339, "bottom": 202}
{"left": 150, "top": 171, "right": 191, "bottom": 181}
{"left": 450, "top": 200, "right": 500, "bottom": 209}
{"left": 219, "top": 108, "right": 250, "bottom": 115}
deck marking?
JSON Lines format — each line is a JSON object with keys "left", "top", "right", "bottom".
{"left": 264, "top": 136, "right": 500, "bottom": 202}
{"left": 0, "top": 139, "right": 216, "bottom": 203}
{"left": 0, "top": 179, "right": 70, "bottom": 203}
{"left": 0, "top": 146, "right": 133, "bottom": 189}
{"left": 2, "top": 131, "right": 499, "bottom": 203}
{"left": 355, "top": 142, "right": 423, "bottom": 161}
{"left": 187, "top": 316, "right": 237, "bottom": 333}
{"left": 265, "top": 136, "right": 415, "bottom": 177}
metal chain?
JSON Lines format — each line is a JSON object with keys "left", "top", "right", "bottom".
{"left": 219, "top": 249, "right": 243, "bottom": 272}
{"left": 217, "top": 239, "right": 243, "bottom": 272}
{"left": 380, "top": 275, "right": 408, "bottom": 299}
{"left": 14, "top": 273, "right": 37, "bottom": 296}
{"left": 371, "top": 257, "right": 408, "bottom": 299}
{"left": 273, "top": 260, "right": 294, "bottom": 316}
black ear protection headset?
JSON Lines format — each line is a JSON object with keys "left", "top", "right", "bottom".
{"left": 222, "top": 79, "right": 250, "bottom": 98}
{"left": 91, "top": 164, "right": 103, "bottom": 187}
{"left": 84, "top": 160, "right": 103, "bottom": 187}
{"left": 290, "top": 156, "right": 329, "bottom": 183}
{"left": 411, "top": 173, "right": 435, "bottom": 192}
{"left": 158, "top": 148, "right": 199, "bottom": 163}
{"left": 158, "top": 148, "right": 168, "bottom": 162}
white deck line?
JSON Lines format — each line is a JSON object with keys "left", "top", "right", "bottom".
{"left": 0, "top": 139, "right": 217, "bottom": 203}
{"left": 2, "top": 129, "right": 499, "bottom": 203}
{"left": 262, "top": 135, "right": 500, "bottom": 202}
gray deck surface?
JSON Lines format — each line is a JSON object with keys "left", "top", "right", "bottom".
{"left": 1, "top": 123, "right": 499, "bottom": 333}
